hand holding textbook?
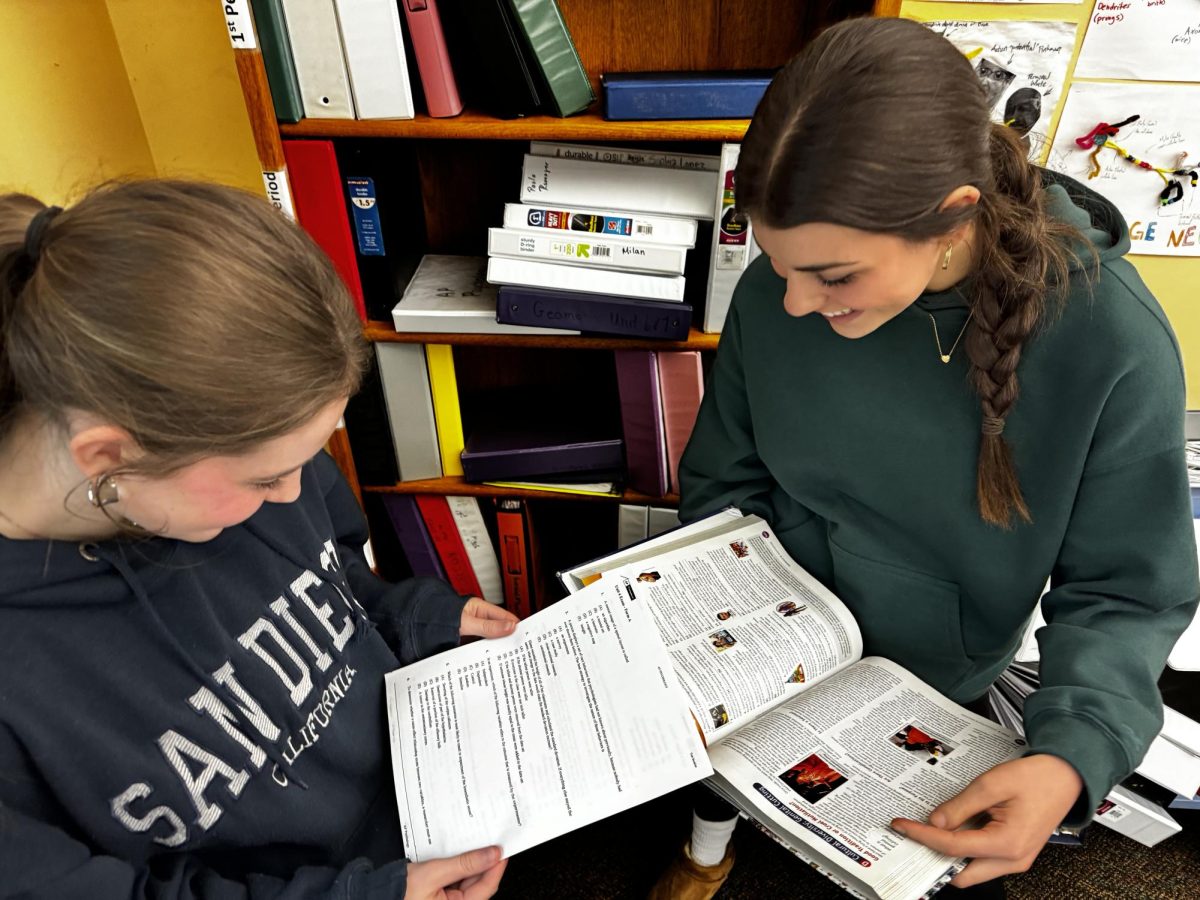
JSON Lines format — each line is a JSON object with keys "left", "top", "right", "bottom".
{"left": 894, "top": 753, "right": 1081, "bottom": 888}
{"left": 385, "top": 511, "right": 1031, "bottom": 900}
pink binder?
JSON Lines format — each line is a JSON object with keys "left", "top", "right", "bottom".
{"left": 401, "top": 0, "right": 464, "bottom": 118}
{"left": 657, "top": 352, "right": 705, "bottom": 494}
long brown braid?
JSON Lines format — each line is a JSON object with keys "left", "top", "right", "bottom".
{"left": 734, "top": 17, "right": 1090, "bottom": 527}
{"left": 965, "top": 124, "right": 1084, "bottom": 525}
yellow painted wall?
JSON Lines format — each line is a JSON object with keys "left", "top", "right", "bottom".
{"left": 903, "top": 1, "right": 1199, "bottom": 407}
{"left": 0, "top": 0, "right": 155, "bottom": 203}
{"left": 0, "top": 0, "right": 259, "bottom": 202}
{"left": 106, "top": 0, "right": 260, "bottom": 192}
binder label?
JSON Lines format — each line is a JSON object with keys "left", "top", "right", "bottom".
{"left": 222, "top": 0, "right": 257, "bottom": 49}
{"left": 716, "top": 168, "right": 749, "bottom": 270}
{"left": 525, "top": 208, "right": 635, "bottom": 237}
{"left": 345, "top": 178, "right": 386, "bottom": 257}
{"left": 262, "top": 170, "right": 295, "bottom": 220}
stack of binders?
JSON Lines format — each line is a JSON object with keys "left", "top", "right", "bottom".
{"left": 489, "top": 141, "right": 720, "bottom": 340}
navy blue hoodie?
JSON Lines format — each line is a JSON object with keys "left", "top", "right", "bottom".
{"left": 0, "top": 452, "right": 466, "bottom": 898}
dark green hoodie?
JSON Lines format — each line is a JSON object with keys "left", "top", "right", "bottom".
{"left": 678, "top": 172, "right": 1198, "bottom": 825}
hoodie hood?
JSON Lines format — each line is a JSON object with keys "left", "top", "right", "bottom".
{"left": 1040, "top": 167, "right": 1129, "bottom": 266}
{"left": 915, "top": 168, "right": 1127, "bottom": 312}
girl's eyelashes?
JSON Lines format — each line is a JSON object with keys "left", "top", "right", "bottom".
{"left": 818, "top": 273, "right": 856, "bottom": 288}
{"left": 252, "top": 478, "right": 284, "bottom": 491}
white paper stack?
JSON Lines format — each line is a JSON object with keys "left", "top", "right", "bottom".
{"left": 390, "top": 255, "right": 574, "bottom": 335}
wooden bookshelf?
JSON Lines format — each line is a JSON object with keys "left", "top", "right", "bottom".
{"left": 281, "top": 110, "right": 751, "bottom": 142}
{"left": 362, "top": 476, "right": 678, "bottom": 506}
{"left": 363, "top": 320, "right": 720, "bottom": 352}
{"left": 225, "top": 0, "right": 899, "bottom": 568}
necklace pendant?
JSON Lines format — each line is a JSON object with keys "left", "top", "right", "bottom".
{"left": 940, "top": 354, "right": 951, "bottom": 364}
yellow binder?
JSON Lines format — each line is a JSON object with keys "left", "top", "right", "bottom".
{"left": 424, "top": 344, "right": 464, "bottom": 477}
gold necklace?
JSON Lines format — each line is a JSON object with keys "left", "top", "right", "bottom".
{"left": 927, "top": 310, "right": 972, "bottom": 364}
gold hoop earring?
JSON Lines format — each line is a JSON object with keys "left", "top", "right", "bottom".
{"left": 87, "top": 474, "right": 120, "bottom": 508}
{"left": 941, "top": 243, "right": 954, "bottom": 271}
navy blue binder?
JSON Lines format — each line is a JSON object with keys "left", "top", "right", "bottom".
{"left": 602, "top": 70, "right": 776, "bottom": 121}
{"left": 496, "top": 285, "right": 692, "bottom": 340}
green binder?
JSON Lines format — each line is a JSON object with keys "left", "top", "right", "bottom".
{"left": 249, "top": 0, "right": 304, "bottom": 123}
{"left": 505, "top": 0, "right": 595, "bottom": 117}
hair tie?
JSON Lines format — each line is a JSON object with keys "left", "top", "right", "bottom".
{"left": 981, "top": 415, "right": 1006, "bottom": 436}
{"left": 23, "top": 205, "right": 63, "bottom": 263}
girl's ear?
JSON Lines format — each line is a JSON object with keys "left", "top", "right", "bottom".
{"left": 939, "top": 184, "right": 982, "bottom": 214}
{"left": 67, "top": 417, "right": 140, "bottom": 479}
{"left": 938, "top": 185, "right": 982, "bottom": 245}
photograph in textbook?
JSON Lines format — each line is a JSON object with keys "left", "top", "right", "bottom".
{"left": 779, "top": 753, "right": 850, "bottom": 805}
{"left": 889, "top": 724, "right": 958, "bottom": 766}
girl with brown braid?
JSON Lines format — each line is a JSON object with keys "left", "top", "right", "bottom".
{"left": 653, "top": 17, "right": 1198, "bottom": 900}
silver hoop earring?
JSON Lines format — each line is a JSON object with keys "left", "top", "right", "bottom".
{"left": 87, "top": 474, "right": 121, "bottom": 509}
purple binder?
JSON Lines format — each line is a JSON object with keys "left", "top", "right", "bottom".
{"left": 461, "top": 424, "right": 624, "bottom": 483}
{"left": 614, "top": 350, "right": 669, "bottom": 496}
{"left": 381, "top": 494, "right": 445, "bottom": 579}
{"left": 496, "top": 284, "right": 692, "bottom": 340}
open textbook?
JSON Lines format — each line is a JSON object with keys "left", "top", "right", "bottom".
{"left": 385, "top": 510, "right": 1028, "bottom": 900}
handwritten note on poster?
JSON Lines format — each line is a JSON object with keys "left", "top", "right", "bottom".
{"left": 1047, "top": 82, "right": 1200, "bottom": 257}
{"left": 927, "top": 20, "right": 1078, "bottom": 151}
{"left": 1075, "top": 0, "right": 1200, "bottom": 82}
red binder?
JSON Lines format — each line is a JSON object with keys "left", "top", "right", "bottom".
{"left": 415, "top": 494, "right": 484, "bottom": 598}
{"left": 281, "top": 140, "right": 367, "bottom": 321}
{"left": 495, "top": 499, "right": 533, "bottom": 619}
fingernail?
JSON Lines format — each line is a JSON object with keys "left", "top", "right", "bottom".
{"left": 931, "top": 813, "right": 947, "bottom": 828}
{"left": 891, "top": 821, "right": 907, "bottom": 835}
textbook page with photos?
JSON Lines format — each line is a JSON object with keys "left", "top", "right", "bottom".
{"left": 385, "top": 513, "right": 1026, "bottom": 899}
{"left": 570, "top": 514, "right": 1029, "bottom": 900}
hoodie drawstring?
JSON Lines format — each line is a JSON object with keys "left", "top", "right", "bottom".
{"left": 93, "top": 543, "right": 310, "bottom": 790}
{"left": 242, "top": 521, "right": 373, "bottom": 646}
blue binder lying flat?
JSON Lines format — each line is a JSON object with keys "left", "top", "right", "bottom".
{"left": 601, "top": 70, "right": 776, "bottom": 121}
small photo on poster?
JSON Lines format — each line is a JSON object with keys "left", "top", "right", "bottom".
{"left": 926, "top": 19, "right": 1078, "bottom": 150}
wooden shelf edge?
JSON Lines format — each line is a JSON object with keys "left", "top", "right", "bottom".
{"left": 281, "top": 110, "right": 750, "bottom": 142}
{"left": 362, "top": 478, "right": 678, "bottom": 506}
{"left": 362, "top": 320, "right": 720, "bottom": 351}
